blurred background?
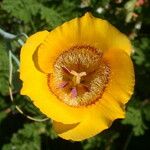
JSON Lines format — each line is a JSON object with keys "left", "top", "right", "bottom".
{"left": 0, "top": 0, "right": 150, "bottom": 150}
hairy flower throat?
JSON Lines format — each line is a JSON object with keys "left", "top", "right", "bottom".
{"left": 48, "top": 46, "right": 110, "bottom": 107}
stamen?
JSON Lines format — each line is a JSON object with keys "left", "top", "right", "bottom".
{"left": 62, "top": 66, "right": 71, "bottom": 74}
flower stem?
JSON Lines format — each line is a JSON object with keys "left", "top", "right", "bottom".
{"left": 123, "top": 131, "right": 133, "bottom": 150}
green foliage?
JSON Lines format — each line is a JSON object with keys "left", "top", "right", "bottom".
{"left": 2, "top": 0, "right": 40, "bottom": 24}
{"left": 1, "top": 117, "right": 57, "bottom": 150}
{"left": 2, "top": 123, "right": 41, "bottom": 150}
{"left": 83, "top": 135, "right": 104, "bottom": 150}
{"left": 142, "top": 103, "right": 150, "bottom": 122}
{"left": 0, "top": 39, "right": 9, "bottom": 95}
{"left": 133, "top": 37, "right": 150, "bottom": 66}
{"left": 0, "top": 96, "right": 9, "bottom": 123}
{"left": 2, "top": 122, "right": 56, "bottom": 150}
{"left": 0, "top": 0, "right": 150, "bottom": 149}
{"left": 40, "top": 6, "right": 64, "bottom": 28}
{"left": 82, "top": 131, "right": 119, "bottom": 150}
{"left": 122, "top": 106, "right": 147, "bottom": 136}
{"left": 1, "top": 0, "right": 80, "bottom": 32}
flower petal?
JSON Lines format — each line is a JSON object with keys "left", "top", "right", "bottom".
{"left": 103, "top": 48, "right": 135, "bottom": 104}
{"left": 53, "top": 91, "right": 125, "bottom": 141}
{"left": 53, "top": 111, "right": 110, "bottom": 141}
{"left": 20, "top": 31, "right": 86, "bottom": 124}
{"left": 34, "top": 13, "right": 132, "bottom": 73}
{"left": 20, "top": 31, "right": 49, "bottom": 82}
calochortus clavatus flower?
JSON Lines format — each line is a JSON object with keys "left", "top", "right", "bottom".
{"left": 20, "top": 13, "right": 134, "bottom": 141}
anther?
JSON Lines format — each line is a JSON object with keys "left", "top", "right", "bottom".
{"left": 62, "top": 66, "right": 71, "bottom": 74}
{"left": 71, "top": 87, "right": 77, "bottom": 98}
{"left": 70, "top": 70, "right": 86, "bottom": 85}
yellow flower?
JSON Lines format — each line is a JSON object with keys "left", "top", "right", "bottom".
{"left": 20, "top": 13, "right": 134, "bottom": 141}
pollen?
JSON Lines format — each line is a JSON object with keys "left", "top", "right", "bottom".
{"left": 47, "top": 46, "right": 110, "bottom": 107}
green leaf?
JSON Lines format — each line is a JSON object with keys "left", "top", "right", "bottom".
{"left": 2, "top": 0, "right": 41, "bottom": 23}
{"left": 0, "top": 96, "right": 8, "bottom": 110}
{"left": 2, "top": 123, "right": 42, "bottom": 150}
{"left": 133, "top": 37, "right": 150, "bottom": 66}
{"left": 2, "top": 122, "right": 57, "bottom": 150}
{"left": 133, "top": 47, "right": 145, "bottom": 65}
{"left": 82, "top": 131, "right": 119, "bottom": 150}
{"left": 0, "top": 39, "right": 9, "bottom": 95}
{"left": 40, "top": 6, "right": 64, "bottom": 29}
{"left": 143, "top": 104, "right": 150, "bottom": 122}
{"left": 83, "top": 136, "right": 103, "bottom": 150}
{"left": 122, "top": 107, "right": 147, "bottom": 136}
{"left": 0, "top": 112, "right": 7, "bottom": 123}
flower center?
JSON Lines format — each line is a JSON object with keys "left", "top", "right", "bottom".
{"left": 47, "top": 46, "right": 110, "bottom": 107}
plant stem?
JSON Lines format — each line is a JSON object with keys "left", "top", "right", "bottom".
{"left": 0, "top": 28, "right": 16, "bottom": 40}
{"left": 8, "top": 50, "right": 49, "bottom": 122}
{"left": 123, "top": 131, "right": 133, "bottom": 150}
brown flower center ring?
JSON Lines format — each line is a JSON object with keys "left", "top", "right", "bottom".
{"left": 47, "top": 46, "right": 110, "bottom": 107}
